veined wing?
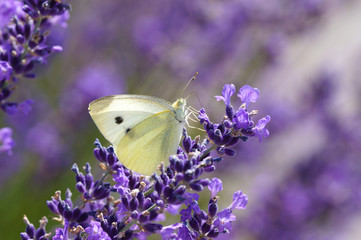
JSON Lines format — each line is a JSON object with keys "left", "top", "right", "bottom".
{"left": 88, "top": 95, "right": 174, "bottom": 145}
{"left": 115, "top": 110, "right": 185, "bottom": 175}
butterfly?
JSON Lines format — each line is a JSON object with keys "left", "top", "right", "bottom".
{"left": 88, "top": 95, "right": 186, "bottom": 175}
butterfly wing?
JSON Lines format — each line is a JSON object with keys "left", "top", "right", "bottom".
{"left": 88, "top": 95, "right": 174, "bottom": 145}
{"left": 116, "top": 110, "right": 185, "bottom": 175}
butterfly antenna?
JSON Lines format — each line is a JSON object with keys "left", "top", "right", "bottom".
{"left": 181, "top": 72, "right": 198, "bottom": 97}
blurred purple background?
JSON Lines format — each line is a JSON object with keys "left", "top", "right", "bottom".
{"left": 1, "top": 0, "right": 361, "bottom": 239}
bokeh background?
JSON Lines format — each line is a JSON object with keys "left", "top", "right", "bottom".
{"left": 1, "top": 0, "right": 361, "bottom": 239}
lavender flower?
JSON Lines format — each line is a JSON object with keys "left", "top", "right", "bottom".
{"left": 208, "top": 177, "right": 223, "bottom": 198}
{"left": 0, "top": 126, "right": 15, "bottom": 155}
{"left": 213, "top": 190, "right": 248, "bottom": 234}
{"left": 0, "top": 0, "right": 71, "bottom": 115}
{"left": 252, "top": 115, "right": 271, "bottom": 142}
{"left": 237, "top": 85, "right": 260, "bottom": 108}
{"left": 207, "top": 84, "right": 270, "bottom": 145}
{"left": 231, "top": 72, "right": 361, "bottom": 240}
{"left": 22, "top": 84, "right": 270, "bottom": 239}
{"left": 215, "top": 84, "right": 235, "bottom": 106}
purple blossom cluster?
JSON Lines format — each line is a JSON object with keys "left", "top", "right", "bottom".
{"left": 0, "top": 0, "right": 70, "bottom": 115}
{"left": 0, "top": 0, "right": 71, "bottom": 157}
{"left": 229, "top": 72, "right": 361, "bottom": 239}
{"left": 21, "top": 84, "right": 269, "bottom": 240}
{"left": 212, "top": 84, "right": 271, "bottom": 143}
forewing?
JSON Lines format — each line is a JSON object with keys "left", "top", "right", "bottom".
{"left": 88, "top": 95, "right": 173, "bottom": 145}
{"left": 115, "top": 110, "right": 185, "bottom": 175}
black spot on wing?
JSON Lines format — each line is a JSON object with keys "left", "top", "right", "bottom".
{"left": 115, "top": 116, "right": 123, "bottom": 124}
{"left": 126, "top": 128, "right": 131, "bottom": 134}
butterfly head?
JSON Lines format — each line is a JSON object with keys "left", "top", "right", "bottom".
{"left": 172, "top": 98, "right": 186, "bottom": 123}
{"left": 172, "top": 98, "right": 186, "bottom": 110}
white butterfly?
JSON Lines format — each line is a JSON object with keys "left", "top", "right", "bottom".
{"left": 88, "top": 95, "right": 186, "bottom": 175}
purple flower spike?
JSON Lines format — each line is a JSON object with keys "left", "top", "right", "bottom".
{"left": 229, "top": 191, "right": 248, "bottom": 210}
{"left": 0, "top": 127, "right": 15, "bottom": 155}
{"left": 237, "top": 85, "right": 260, "bottom": 107}
{"left": 253, "top": 115, "right": 271, "bottom": 142}
{"left": 215, "top": 84, "right": 235, "bottom": 106}
{"left": 208, "top": 178, "right": 223, "bottom": 198}
{"left": 0, "top": 0, "right": 71, "bottom": 116}
{"left": 21, "top": 82, "right": 270, "bottom": 239}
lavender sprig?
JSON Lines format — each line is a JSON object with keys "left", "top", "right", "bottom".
{"left": 21, "top": 84, "right": 270, "bottom": 240}
{"left": 0, "top": 0, "right": 71, "bottom": 115}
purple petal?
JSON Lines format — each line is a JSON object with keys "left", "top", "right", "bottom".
{"left": 84, "top": 220, "right": 111, "bottom": 240}
{"left": 0, "top": 61, "right": 12, "bottom": 80}
{"left": 214, "top": 208, "right": 235, "bottom": 232}
{"left": 229, "top": 190, "right": 248, "bottom": 210}
{"left": 178, "top": 225, "right": 193, "bottom": 240}
{"left": 233, "top": 108, "right": 253, "bottom": 130}
{"left": 160, "top": 223, "right": 182, "bottom": 240}
{"left": 215, "top": 84, "right": 235, "bottom": 106}
{"left": 52, "top": 45, "right": 63, "bottom": 52}
{"left": 184, "top": 192, "right": 200, "bottom": 205}
{"left": 198, "top": 108, "right": 210, "bottom": 124}
{"left": 252, "top": 115, "right": 271, "bottom": 142}
{"left": 180, "top": 205, "right": 192, "bottom": 222}
{"left": 208, "top": 178, "right": 223, "bottom": 197}
{"left": 166, "top": 204, "right": 181, "bottom": 215}
{"left": 52, "top": 219, "right": 69, "bottom": 240}
{"left": 113, "top": 167, "right": 129, "bottom": 188}
{"left": 237, "top": 85, "right": 260, "bottom": 107}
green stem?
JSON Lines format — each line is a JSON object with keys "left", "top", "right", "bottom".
{"left": 144, "top": 187, "right": 154, "bottom": 197}
{"left": 199, "top": 145, "right": 216, "bottom": 161}
{"left": 120, "top": 219, "right": 137, "bottom": 233}
{"left": 119, "top": 203, "right": 157, "bottom": 233}
{"left": 146, "top": 203, "right": 157, "bottom": 212}
{"left": 92, "top": 170, "right": 110, "bottom": 189}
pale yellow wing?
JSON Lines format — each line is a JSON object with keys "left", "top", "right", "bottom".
{"left": 115, "top": 110, "right": 185, "bottom": 175}
{"left": 88, "top": 95, "right": 173, "bottom": 145}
